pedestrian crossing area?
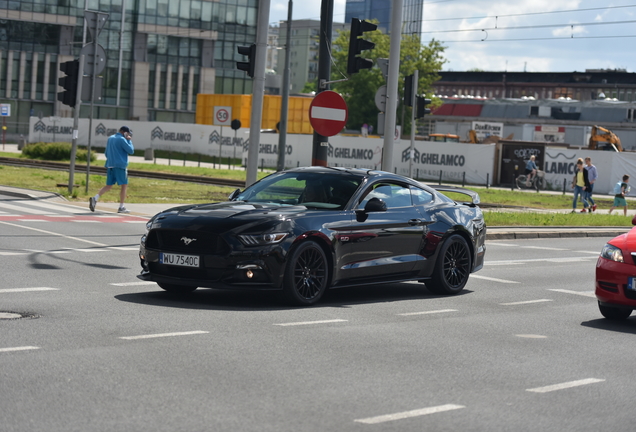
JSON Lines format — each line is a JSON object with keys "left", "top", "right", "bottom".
{"left": 0, "top": 199, "right": 146, "bottom": 223}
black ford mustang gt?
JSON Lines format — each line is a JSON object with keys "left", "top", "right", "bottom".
{"left": 138, "top": 166, "right": 486, "bottom": 305}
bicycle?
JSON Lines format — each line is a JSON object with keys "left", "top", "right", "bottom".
{"left": 516, "top": 169, "right": 546, "bottom": 191}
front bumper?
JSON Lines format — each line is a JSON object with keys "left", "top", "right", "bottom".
{"left": 595, "top": 257, "right": 636, "bottom": 309}
{"left": 138, "top": 242, "right": 287, "bottom": 290}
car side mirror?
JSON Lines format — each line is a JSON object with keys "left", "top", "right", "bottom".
{"left": 364, "top": 197, "right": 387, "bottom": 213}
{"left": 228, "top": 188, "right": 241, "bottom": 201}
{"left": 632, "top": 214, "right": 636, "bottom": 226}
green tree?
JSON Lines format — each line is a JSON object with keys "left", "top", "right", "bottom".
{"left": 329, "top": 26, "right": 446, "bottom": 135}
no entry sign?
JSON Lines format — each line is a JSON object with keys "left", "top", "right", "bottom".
{"left": 309, "top": 91, "right": 348, "bottom": 137}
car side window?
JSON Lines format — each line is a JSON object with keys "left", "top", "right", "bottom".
{"left": 358, "top": 182, "right": 412, "bottom": 209}
{"left": 410, "top": 186, "right": 433, "bottom": 205}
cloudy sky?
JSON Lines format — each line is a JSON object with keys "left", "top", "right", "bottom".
{"left": 269, "top": 0, "right": 636, "bottom": 73}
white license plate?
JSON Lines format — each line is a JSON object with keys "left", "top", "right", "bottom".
{"left": 628, "top": 277, "right": 636, "bottom": 291}
{"left": 159, "top": 252, "right": 200, "bottom": 267}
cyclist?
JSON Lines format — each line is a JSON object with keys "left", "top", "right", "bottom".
{"left": 525, "top": 155, "right": 537, "bottom": 186}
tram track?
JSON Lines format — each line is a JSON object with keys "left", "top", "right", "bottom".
{"left": 0, "top": 157, "right": 246, "bottom": 188}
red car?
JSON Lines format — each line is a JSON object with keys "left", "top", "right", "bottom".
{"left": 595, "top": 215, "right": 636, "bottom": 320}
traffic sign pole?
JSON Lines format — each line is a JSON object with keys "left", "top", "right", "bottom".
{"left": 312, "top": 0, "right": 334, "bottom": 167}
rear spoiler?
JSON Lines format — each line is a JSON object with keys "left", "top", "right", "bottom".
{"left": 430, "top": 185, "right": 481, "bottom": 207}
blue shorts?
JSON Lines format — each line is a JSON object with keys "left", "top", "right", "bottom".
{"left": 106, "top": 167, "right": 128, "bottom": 186}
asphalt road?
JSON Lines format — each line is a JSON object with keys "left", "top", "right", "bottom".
{"left": 1, "top": 194, "right": 634, "bottom": 432}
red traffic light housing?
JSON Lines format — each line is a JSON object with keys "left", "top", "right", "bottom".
{"left": 236, "top": 44, "right": 256, "bottom": 78}
{"left": 347, "top": 18, "right": 377, "bottom": 75}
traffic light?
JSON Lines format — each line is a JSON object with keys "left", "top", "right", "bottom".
{"left": 404, "top": 74, "right": 414, "bottom": 107}
{"left": 416, "top": 96, "right": 431, "bottom": 119}
{"left": 57, "top": 60, "right": 79, "bottom": 108}
{"left": 347, "top": 18, "right": 377, "bottom": 75}
{"left": 236, "top": 44, "right": 256, "bottom": 78}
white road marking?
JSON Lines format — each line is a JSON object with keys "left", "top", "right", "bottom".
{"left": 488, "top": 256, "right": 597, "bottom": 265}
{"left": 110, "top": 281, "right": 157, "bottom": 286}
{"left": 0, "top": 221, "right": 107, "bottom": 246}
{"left": 516, "top": 334, "right": 548, "bottom": 339}
{"left": 471, "top": 274, "right": 520, "bottom": 284}
{"left": 354, "top": 404, "right": 465, "bottom": 424}
{"left": 124, "top": 220, "right": 147, "bottom": 223}
{"left": 487, "top": 243, "right": 519, "bottom": 247}
{"left": 0, "top": 202, "right": 52, "bottom": 214}
{"left": 274, "top": 319, "right": 348, "bottom": 327}
{"left": 548, "top": 289, "right": 596, "bottom": 298}
{"left": 399, "top": 309, "right": 457, "bottom": 316}
{"left": 500, "top": 299, "right": 553, "bottom": 306}
{"left": 120, "top": 330, "right": 209, "bottom": 340}
{"left": 71, "top": 220, "right": 102, "bottom": 223}
{"left": 521, "top": 246, "right": 568, "bottom": 251}
{"left": 527, "top": 378, "right": 605, "bottom": 393}
{"left": 19, "top": 200, "right": 89, "bottom": 214}
{"left": 0, "top": 346, "right": 40, "bottom": 353}
{"left": 0, "top": 252, "right": 28, "bottom": 256}
{"left": 17, "top": 219, "right": 48, "bottom": 222}
{"left": 0, "top": 287, "right": 59, "bottom": 293}
{"left": 580, "top": 251, "right": 602, "bottom": 255}
{"left": 108, "top": 247, "right": 140, "bottom": 251}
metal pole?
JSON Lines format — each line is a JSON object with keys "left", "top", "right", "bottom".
{"left": 245, "top": 0, "right": 270, "bottom": 187}
{"left": 69, "top": 55, "right": 85, "bottom": 195}
{"left": 311, "top": 0, "right": 333, "bottom": 167}
{"left": 116, "top": 0, "right": 126, "bottom": 105}
{"left": 277, "top": 0, "right": 293, "bottom": 172}
{"left": 381, "top": 0, "right": 403, "bottom": 172}
{"left": 84, "top": 12, "right": 106, "bottom": 193}
{"left": 408, "top": 69, "right": 418, "bottom": 178}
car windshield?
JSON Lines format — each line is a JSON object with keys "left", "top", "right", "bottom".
{"left": 235, "top": 171, "right": 363, "bottom": 209}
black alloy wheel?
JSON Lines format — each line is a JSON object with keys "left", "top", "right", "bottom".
{"left": 157, "top": 283, "right": 198, "bottom": 294}
{"left": 427, "top": 234, "right": 471, "bottom": 295}
{"left": 283, "top": 241, "right": 329, "bottom": 306}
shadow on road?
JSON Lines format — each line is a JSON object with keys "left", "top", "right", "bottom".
{"left": 115, "top": 282, "right": 472, "bottom": 312}
{"left": 581, "top": 317, "right": 636, "bottom": 334}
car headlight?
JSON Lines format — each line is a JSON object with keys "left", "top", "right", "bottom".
{"left": 600, "top": 244, "right": 624, "bottom": 263}
{"left": 238, "top": 233, "right": 288, "bottom": 246}
{"left": 145, "top": 220, "right": 153, "bottom": 234}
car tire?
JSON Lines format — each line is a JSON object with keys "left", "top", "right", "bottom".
{"left": 427, "top": 234, "right": 471, "bottom": 295}
{"left": 598, "top": 301, "right": 632, "bottom": 320}
{"left": 157, "top": 283, "right": 197, "bottom": 294}
{"left": 283, "top": 241, "right": 329, "bottom": 306}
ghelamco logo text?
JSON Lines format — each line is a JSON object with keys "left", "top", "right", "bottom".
{"left": 33, "top": 120, "right": 72, "bottom": 135}
{"left": 151, "top": 126, "right": 190, "bottom": 142}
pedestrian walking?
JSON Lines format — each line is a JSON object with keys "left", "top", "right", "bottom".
{"left": 571, "top": 158, "right": 590, "bottom": 213}
{"left": 609, "top": 174, "right": 630, "bottom": 216}
{"left": 584, "top": 156, "right": 598, "bottom": 212}
{"left": 89, "top": 126, "right": 134, "bottom": 213}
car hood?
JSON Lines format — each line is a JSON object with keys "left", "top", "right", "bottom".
{"left": 609, "top": 226, "right": 636, "bottom": 252}
{"left": 149, "top": 202, "right": 324, "bottom": 233}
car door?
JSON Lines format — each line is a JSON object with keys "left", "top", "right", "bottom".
{"left": 334, "top": 181, "right": 427, "bottom": 283}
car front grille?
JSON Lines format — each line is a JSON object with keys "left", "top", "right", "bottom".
{"left": 146, "top": 229, "right": 230, "bottom": 255}
{"left": 148, "top": 262, "right": 228, "bottom": 282}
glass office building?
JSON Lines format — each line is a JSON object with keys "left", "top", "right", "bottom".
{"left": 344, "top": 0, "right": 422, "bottom": 36}
{"left": 0, "top": 0, "right": 258, "bottom": 135}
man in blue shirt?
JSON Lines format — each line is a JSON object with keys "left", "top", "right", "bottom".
{"left": 584, "top": 156, "right": 598, "bottom": 212}
{"left": 89, "top": 126, "right": 135, "bottom": 213}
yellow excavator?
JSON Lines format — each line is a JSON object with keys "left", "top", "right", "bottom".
{"left": 589, "top": 125, "right": 623, "bottom": 151}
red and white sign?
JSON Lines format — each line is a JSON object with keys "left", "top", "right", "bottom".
{"left": 534, "top": 125, "right": 565, "bottom": 143}
{"left": 309, "top": 91, "right": 348, "bottom": 137}
{"left": 214, "top": 106, "right": 232, "bottom": 126}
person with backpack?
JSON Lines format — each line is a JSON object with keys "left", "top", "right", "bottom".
{"left": 609, "top": 174, "right": 630, "bottom": 216}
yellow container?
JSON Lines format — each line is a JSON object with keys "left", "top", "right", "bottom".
{"left": 196, "top": 94, "right": 315, "bottom": 134}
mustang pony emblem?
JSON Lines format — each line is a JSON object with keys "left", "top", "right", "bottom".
{"left": 181, "top": 237, "right": 197, "bottom": 245}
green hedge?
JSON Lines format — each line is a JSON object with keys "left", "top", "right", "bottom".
{"left": 22, "top": 142, "right": 96, "bottom": 162}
